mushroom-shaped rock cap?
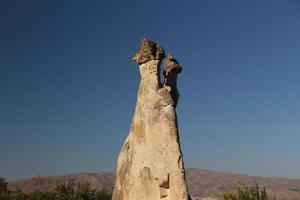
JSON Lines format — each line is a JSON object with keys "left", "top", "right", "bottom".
{"left": 163, "top": 54, "right": 182, "bottom": 74}
{"left": 132, "top": 39, "right": 165, "bottom": 64}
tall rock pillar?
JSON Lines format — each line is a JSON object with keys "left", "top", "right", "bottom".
{"left": 112, "top": 39, "right": 190, "bottom": 200}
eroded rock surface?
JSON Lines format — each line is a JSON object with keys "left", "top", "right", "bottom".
{"left": 112, "top": 39, "right": 190, "bottom": 200}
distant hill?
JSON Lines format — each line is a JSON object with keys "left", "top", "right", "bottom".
{"left": 8, "top": 168, "right": 300, "bottom": 200}
{"left": 187, "top": 168, "right": 300, "bottom": 200}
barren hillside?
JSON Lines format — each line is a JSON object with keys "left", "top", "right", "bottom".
{"left": 8, "top": 168, "right": 300, "bottom": 200}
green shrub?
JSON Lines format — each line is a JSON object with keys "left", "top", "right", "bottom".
{"left": 0, "top": 177, "right": 112, "bottom": 200}
{"left": 0, "top": 177, "right": 11, "bottom": 200}
{"left": 223, "top": 182, "right": 268, "bottom": 200}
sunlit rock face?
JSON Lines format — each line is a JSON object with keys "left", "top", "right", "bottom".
{"left": 112, "top": 39, "right": 190, "bottom": 200}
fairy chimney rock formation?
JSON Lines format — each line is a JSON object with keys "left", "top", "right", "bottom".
{"left": 112, "top": 39, "right": 190, "bottom": 200}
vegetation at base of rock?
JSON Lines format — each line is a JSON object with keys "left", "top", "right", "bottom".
{"left": 0, "top": 177, "right": 112, "bottom": 200}
{"left": 223, "top": 182, "right": 269, "bottom": 200}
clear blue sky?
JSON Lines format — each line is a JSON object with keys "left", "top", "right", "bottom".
{"left": 1, "top": 0, "right": 300, "bottom": 181}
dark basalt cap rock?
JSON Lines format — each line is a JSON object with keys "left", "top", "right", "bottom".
{"left": 163, "top": 54, "right": 182, "bottom": 74}
{"left": 132, "top": 39, "right": 165, "bottom": 64}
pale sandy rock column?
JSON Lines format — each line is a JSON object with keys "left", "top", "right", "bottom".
{"left": 112, "top": 39, "right": 191, "bottom": 200}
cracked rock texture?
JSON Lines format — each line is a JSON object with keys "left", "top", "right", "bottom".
{"left": 112, "top": 39, "right": 191, "bottom": 200}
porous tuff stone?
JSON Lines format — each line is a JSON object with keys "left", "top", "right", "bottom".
{"left": 112, "top": 39, "right": 191, "bottom": 200}
{"left": 163, "top": 54, "right": 182, "bottom": 75}
{"left": 132, "top": 38, "right": 165, "bottom": 65}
